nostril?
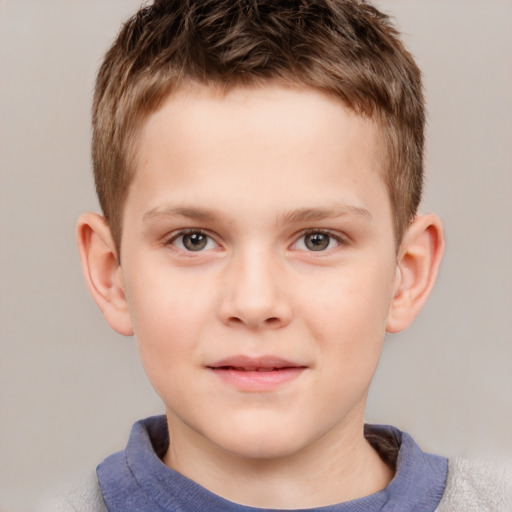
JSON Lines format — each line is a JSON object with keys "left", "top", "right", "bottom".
{"left": 226, "top": 316, "right": 282, "bottom": 328}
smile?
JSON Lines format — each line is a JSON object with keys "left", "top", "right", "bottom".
{"left": 214, "top": 365, "right": 295, "bottom": 372}
{"left": 206, "top": 356, "right": 308, "bottom": 391}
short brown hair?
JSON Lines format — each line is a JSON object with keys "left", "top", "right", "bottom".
{"left": 92, "top": 0, "right": 424, "bottom": 253}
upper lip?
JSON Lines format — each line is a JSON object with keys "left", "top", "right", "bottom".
{"left": 207, "top": 355, "right": 307, "bottom": 371}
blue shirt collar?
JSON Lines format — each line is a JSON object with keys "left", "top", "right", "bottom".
{"left": 98, "top": 415, "right": 448, "bottom": 511}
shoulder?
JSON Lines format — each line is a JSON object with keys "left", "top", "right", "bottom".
{"left": 35, "top": 470, "right": 107, "bottom": 512}
{"left": 436, "top": 457, "right": 512, "bottom": 512}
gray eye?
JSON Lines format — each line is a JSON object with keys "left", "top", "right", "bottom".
{"left": 304, "top": 232, "right": 330, "bottom": 251}
{"left": 182, "top": 232, "right": 208, "bottom": 251}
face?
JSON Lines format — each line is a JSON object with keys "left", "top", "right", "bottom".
{"left": 119, "top": 84, "right": 399, "bottom": 461}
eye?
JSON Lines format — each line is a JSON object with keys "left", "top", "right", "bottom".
{"left": 293, "top": 231, "right": 341, "bottom": 252}
{"left": 169, "top": 230, "right": 218, "bottom": 252}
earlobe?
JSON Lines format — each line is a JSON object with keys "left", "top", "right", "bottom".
{"left": 386, "top": 214, "right": 444, "bottom": 333}
{"left": 76, "top": 213, "right": 134, "bottom": 336}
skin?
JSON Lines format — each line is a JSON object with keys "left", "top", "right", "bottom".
{"left": 78, "top": 84, "right": 444, "bottom": 509}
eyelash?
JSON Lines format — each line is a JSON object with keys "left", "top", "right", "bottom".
{"left": 294, "top": 229, "right": 346, "bottom": 252}
{"left": 164, "top": 229, "right": 347, "bottom": 254}
{"left": 165, "top": 229, "right": 219, "bottom": 253}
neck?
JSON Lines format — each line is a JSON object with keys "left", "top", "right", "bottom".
{"left": 163, "top": 413, "right": 394, "bottom": 509}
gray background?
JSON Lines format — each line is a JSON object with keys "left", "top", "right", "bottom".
{"left": 1, "top": 1, "right": 511, "bottom": 510}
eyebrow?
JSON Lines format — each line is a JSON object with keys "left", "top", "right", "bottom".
{"left": 143, "top": 205, "right": 226, "bottom": 223}
{"left": 143, "top": 203, "right": 372, "bottom": 225}
{"left": 279, "top": 205, "right": 372, "bottom": 224}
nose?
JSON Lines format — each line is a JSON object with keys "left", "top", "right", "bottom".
{"left": 217, "top": 248, "right": 292, "bottom": 330}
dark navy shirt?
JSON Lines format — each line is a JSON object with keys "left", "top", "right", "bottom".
{"left": 97, "top": 415, "right": 448, "bottom": 511}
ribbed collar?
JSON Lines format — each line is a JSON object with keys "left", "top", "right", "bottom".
{"left": 98, "top": 415, "right": 447, "bottom": 512}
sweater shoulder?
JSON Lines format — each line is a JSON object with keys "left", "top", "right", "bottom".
{"left": 436, "top": 457, "right": 512, "bottom": 512}
{"left": 35, "top": 470, "right": 107, "bottom": 512}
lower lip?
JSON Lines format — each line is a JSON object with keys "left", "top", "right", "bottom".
{"left": 208, "top": 367, "right": 306, "bottom": 392}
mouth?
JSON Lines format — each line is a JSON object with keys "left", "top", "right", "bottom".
{"left": 213, "top": 366, "right": 290, "bottom": 372}
{"left": 206, "top": 356, "right": 308, "bottom": 391}
{"left": 207, "top": 355, "right": 306, "bottom": 371}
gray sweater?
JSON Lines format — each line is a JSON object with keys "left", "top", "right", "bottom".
{"left": 37, "top": 417, "right": 511, "bottom": 512}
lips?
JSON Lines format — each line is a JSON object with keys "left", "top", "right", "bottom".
{"left": 206, "top": 356, "right": 307, "bottom": 391}
{"left": 207, "top": 355, "right": 306, "bottom": 372}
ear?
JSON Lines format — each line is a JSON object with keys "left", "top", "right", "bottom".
{"left": 386, "top": 214, "right": 444, "bottom": 333}
{"left": 76, "top": 212, "right": 134, "bottom": 336}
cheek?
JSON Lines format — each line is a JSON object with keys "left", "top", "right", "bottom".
{"left": 126, "top": 260, "right": 213, "bottom": 330}
{"left": 123, "top": 267, "right": 216, "bottom": 379}
{"left": 300, "top": 260, "right": 395, "bottom": 372}
{"left": 304, "top": 261, "right": 394, "bottom": 333}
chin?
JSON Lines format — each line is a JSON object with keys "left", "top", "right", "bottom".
{"left": 213, "top": 424, "right": 313, "bottom": 461}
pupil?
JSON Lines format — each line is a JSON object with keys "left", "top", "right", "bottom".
{"left": 183, "top": 233, "right": 207, "bottom": 251}
{"left": 305, "top": 233, "right": 329, "bottom": 251}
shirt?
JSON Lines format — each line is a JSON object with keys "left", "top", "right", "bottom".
{"left": 97, "top": 415, "right": 448, "bottom": 511}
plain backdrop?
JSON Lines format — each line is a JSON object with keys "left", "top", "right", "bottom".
{"left": 1, "top": 1, "right": 511, "bottom": 510}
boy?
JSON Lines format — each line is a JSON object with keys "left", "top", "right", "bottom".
{"left": 46, "top": 0, "right": 510, "bottom": 510}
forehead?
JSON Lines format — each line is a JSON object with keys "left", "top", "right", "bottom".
{"left": 128, "top": 84, "right": 390, "bottom": 224}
